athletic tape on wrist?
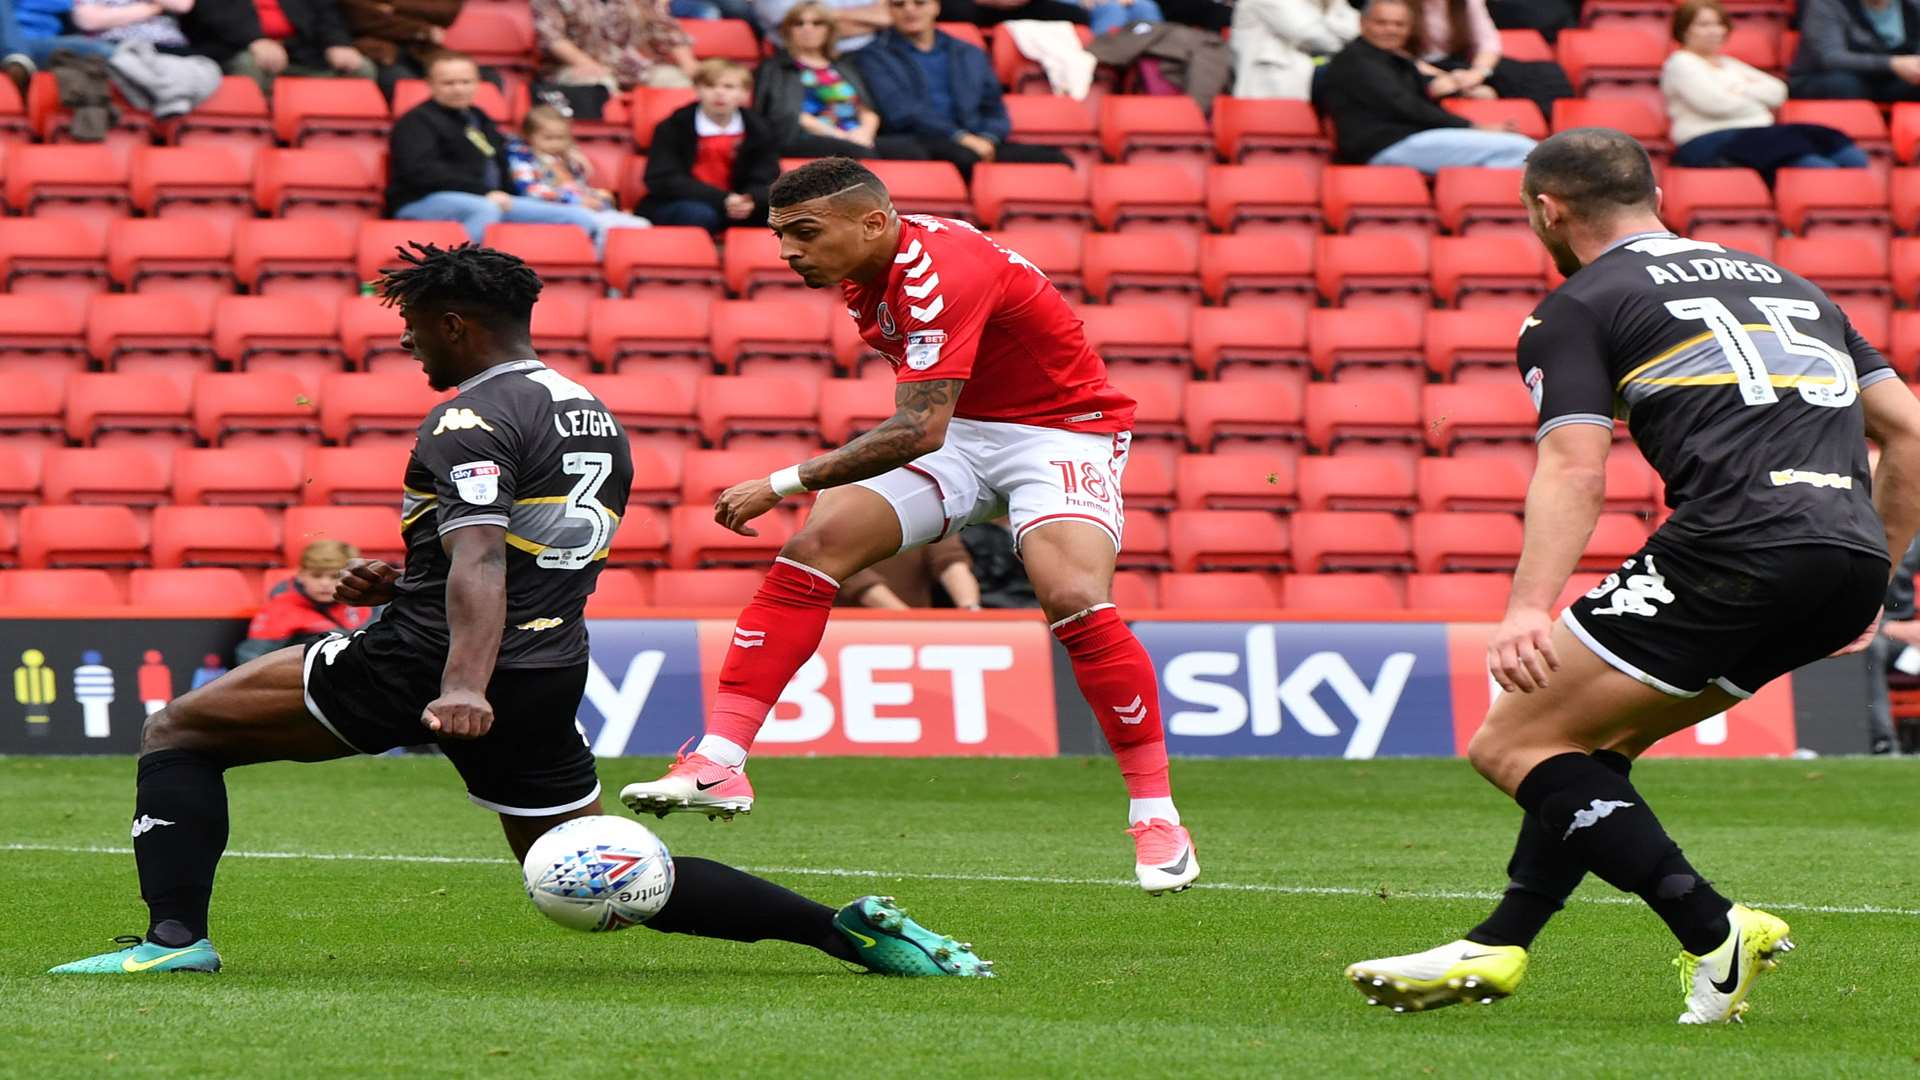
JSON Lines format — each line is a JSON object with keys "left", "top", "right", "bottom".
{"left": 770, "top": 465, "right": 807, "bottom": 497}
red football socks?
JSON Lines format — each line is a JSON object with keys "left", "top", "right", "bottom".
{"left": 1053, "top": 604, "right": 1172, "bottom": 799}
{"left": 707, "top": 557, "right": 839, "bottom": 753}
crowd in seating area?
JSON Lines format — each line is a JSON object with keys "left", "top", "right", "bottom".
{"left": 1, "top": 0, "right": 1917, "bottom": 616}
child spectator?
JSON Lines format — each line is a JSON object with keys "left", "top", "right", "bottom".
{"left": 640, "top": 57, "right": 779, "bottom": 231}
{"left": 509, "top": 105, "right": 654, "bottom": 248}
{"left": 235, "top": 540, "right": 373, "bottom": 664}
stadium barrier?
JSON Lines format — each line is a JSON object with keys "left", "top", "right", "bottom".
{"left": 0, "top": 611, "right": 1871, "bottom": 757}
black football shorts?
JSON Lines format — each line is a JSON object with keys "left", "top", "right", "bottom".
{"left": 1563, "top": 534, "right": 1888, "bottom": 699}
{"left": 301, "top": 620, "right": 600, "bottom": 815}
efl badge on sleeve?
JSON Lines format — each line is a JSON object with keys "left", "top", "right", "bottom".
{"left": 1525, "top": 367, "right": 1545, "bottom": 412}
{"left": 905, "top": 329, "right": 947, "bottom": 371}
{"left": 450, "top": 461, "right": 502, "bottom": 505}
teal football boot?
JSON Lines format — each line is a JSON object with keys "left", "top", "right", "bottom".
{"left": 50, "top": 934, "right": 221, "bottom": 975}
{"left": 833, "top": 896, "right": 993, "bottom": 977}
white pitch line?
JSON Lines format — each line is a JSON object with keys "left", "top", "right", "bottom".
{"left": 5, "top": 842, "right": 1917, "bottom": 919}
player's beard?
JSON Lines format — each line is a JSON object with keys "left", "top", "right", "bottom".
{"left": 1543, "top": 233, "right": 1583, "bottom": 278}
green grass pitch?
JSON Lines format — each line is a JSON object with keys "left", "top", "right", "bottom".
{"left": 3, "top": 755, "right": 1918, "bottom": 1078}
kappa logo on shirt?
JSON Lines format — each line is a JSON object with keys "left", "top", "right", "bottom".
{"left": 433, "top": 408, "right": 495, "bottom": 436}
{"left": 450, "top": 460, "right": 502, "bottom": 505}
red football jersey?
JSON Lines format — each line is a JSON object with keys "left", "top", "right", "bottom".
{"left": 843, "top": 215, "right": 1136, "bottom": 433}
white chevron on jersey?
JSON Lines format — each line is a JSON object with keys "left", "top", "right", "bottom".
{"left": 909, "top": 296, "right": 946, "bottom": 321}
{"left": 894, "top": 239, "right": 923, "bottom": 265}
{"left": 903, "top": 273, "right": 940, "bottom": 300}
{"left": 905, "top": 253, "right": 934, "bottom": 280}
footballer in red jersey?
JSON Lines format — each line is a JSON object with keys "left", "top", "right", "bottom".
{"left": 622, "top": 158, "right": 1197, "bottom": 895}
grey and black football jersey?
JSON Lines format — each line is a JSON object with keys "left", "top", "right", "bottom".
{"left": 1518, "top": 231, "right": 1896, "bottom": 559}
{"left": 382, "top": 359, "right": 631, "bottom": 669}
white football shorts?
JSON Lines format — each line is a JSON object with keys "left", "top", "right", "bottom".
{"left": 855, "top": 418, "right": 1131, "bottom": 554}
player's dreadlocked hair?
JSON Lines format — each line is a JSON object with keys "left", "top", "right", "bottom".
{"left": 769, "top": 157, "right": 889, "bottom": 209}
{"left": 376, "top": 241, "right": 543, "bottom": 332}
{"left": 1522, "top": 128, "right": 1657, "bottom": 220}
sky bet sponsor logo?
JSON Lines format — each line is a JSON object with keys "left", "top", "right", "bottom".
{"left": 1137, "top": 623, "right": 1457, "bottom": 758}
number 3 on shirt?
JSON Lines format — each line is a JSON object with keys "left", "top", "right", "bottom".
{"left": 1663, "top": 295, "right": 1858, "bottom": 409}
{"left": 542, "top": 451, "right": 616, "bottom": 570}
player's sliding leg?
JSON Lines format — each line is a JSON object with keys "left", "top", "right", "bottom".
{"left": 622, "top": 486, "right": 904, "bottom": 819}
{"left": 1021, "top": 520, "right": 1195, "bottom": 896}
{"left": 51, "top": 647, "right": 353, "bottom": 974}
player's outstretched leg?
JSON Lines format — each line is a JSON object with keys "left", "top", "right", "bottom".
{"left": 622, "top": 487, "right": 901, "bottom": 820}
{"left": 51, "top": 647, "right": 352, "bottom": 975}
{"left": 1022, "top": 521, "right": 1196, "bottom": 896}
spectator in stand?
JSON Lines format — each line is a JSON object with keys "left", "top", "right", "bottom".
{"left": 1788, "top": 0, "right": 1920, "bottom": 102}
{"left": 1412, "top": 0, "right": 1569, "bottom": 117}
{"left": 1230, "top": 0, "right": 1358, "bottom": 100}
{"left": 533, "top": 0, "right": 698, "bottom": 92}
{"left": 338, "top": 0, "right": 460, "bottom": 94}
{"left": 755, "top": 0, "right": 889, "bottom": 52}
{"left": 509, "top": 104, "right": 655, "bottom": 247}
{"left": 1485, "top": 0, "right": 1574, "bottom": 43}
{"left": 177, "top": 0, "right": 373, "bottom": 90}
{"left": 1664, "top": 0, "right": 1867, "bottom": 174}
{"left": 1320, "top": 0, "right": 1534, "bottom": 172}
{"left": 935, "top": 0, "right": 1087, "bottom": 30}
{"left": 1866, "top": 534, "right": 1920, "bottom": 755}
{"left": 0, "top": 0, "right": 127, "bottom": 79}
{"left": 838, "top": 535, "right": 983, "bottom": 610}
{"left": 640, "top": 58, "right": 779, "bottom": 230}
{"left": 671, "top": 0, "right": 755, "bottom": 25}
{"left": 856, "top": 0, "right": 1070, "bottom": 178}
{"left": 234, "top": 540, "right": 374, "bottom": 664}
{"left": 388, "top": 51, "right": 605, "bottom": 243}
{"left": 755, "top": 1, "right": 910, "bottom": 157}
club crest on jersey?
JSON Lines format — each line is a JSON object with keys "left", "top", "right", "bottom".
{"left": 449, "top": 460, "right": 501, "bottom": 505}
{"left": 433, "top": 408, "right": 495, "bottom": 436}
{"left": 905, "top": 329, "right": 947, "bottom": 371}
{"left": 877, "top": 301, "right": 899, "bottom": 339}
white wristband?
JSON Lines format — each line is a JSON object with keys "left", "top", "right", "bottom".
{"left": 769, "top": 465, "right": 807, "bottom": 497}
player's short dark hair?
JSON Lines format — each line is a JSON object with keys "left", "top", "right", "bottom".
{"left": 769, "top": 157, "right": 889, "bottom": 211}
{"left": 376, "top": 241, "right": 543, "bottom": 334}
{"left": 1522, "top": 128, "right": 1658, "bottom": 220}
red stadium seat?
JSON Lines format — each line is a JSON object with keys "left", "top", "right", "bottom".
{"left": 584, "top": 567, "right": 652, "bottom": 614}
{"left": 990, "top": 227, "right": 1085, "bottom": 300}
{"left": 233, "top": 219, "right": 357, "bottom": 301}
{"left": 1117, "top": 510, "right": 1171, "bottom": 571}
{"left": 1315, "top": 233, "right": 1430, "bottom": 310}
{"left": 722, "top": 228, "right": 803, "bottom": 299}
{"left": 682, "top": 17, "right": 758, "bottom": 61}
{"left": 300, "top": 445, "right": 411, "bottom": 506}
{"left": 0, "top": 444, "right": 43, "bottom": 508}
{"left": 483, "top": 223, "right": 604, "bottom": 307}
{"left": 1554, "top": 28, "right": 1667, "bottom": 99}
{"left": 0, "top": 294, "right": 89, "bottom": 378}
{"left": 1605, "top": 450, "right": 1660, "bottom": 516}
{"left": 869, "top": 160, "right": 972, "bottom": 219}
{"left": 1211, "top": 96, "right": 1327, "bottom": 163}
{"left": 193, "top": 371, "right": 322, "bottom": 447}
{"left": 272, "top": 77, "right": 390, "bottom": 149}
{"left": 650, "top": 568, "right": 766, "bottom": 607}
{"left": 632, "top": 87, "right": 699, "bottom": 150}
{"left": 1896, "top": 102, "right": 1920, "bottom": 165}
{"left": 1090, "top": 163, "right": 1206, "bottom": 233}
{"left": 1303, "top": 382, "right": 1422, "bottom": 455}
{"left": 626, "top": 445, "right": 682, "bottom": 508}
{"left": 336, "top": 295, "right": 409, "bottom": 371}
{"left": 1083, "top": 232, "right": 1201, "bottom": 307}
{"left": 1417, "top": 456, "right": 1530, "bottom": 513}
{"left": 529, "top": 296, "right": 592, "bottom": 377}
{"left": 1422, "top": 383, "right": 1537, "bottom": 452}
{"left": 990, "top": 21, "right": 1095, "bottom": 92}
{"left": 1307, "top": 307, "right": 1424, "bottom": 383}
{"left": 1291, "top": 511, "right": 1414, "bottom": 573}
{"left": 595, "top": 372, "right": 701, "bottom": 449}
{"left": 318, "top": 373, "right": 448, "bottom": 444}
{"left": 1583, "top": 513, "right": 1651, "bottom": 571}
{"left": 444, "top": 2, "right": 537, "bottom": 77}
{"left": 281, "top": 506, "right": 403, "bottom": 566}
{"left": 696, "top": 375, "right": 821, "bottom": 448}
{"left": 1894, "top": 167, "right": 1920, "bottom": 235}
{"left": 1157, "top": 571, "right": 1283, "bottom": 610}
{"left": 709, "top": 299, "right": 835, "bottom": 377}
{"left": 85, "top": 292, "right": 218, "bottom": 374}
{"left": 0, "top": 217, "right": 110, "bottom": 303}
{"left": 65, "top": 372, "right": 195, "bottom": 447}
{"left": 971, "top": 163, "right": 1090, "bottom": 230}
{"left": 1182, "top": 381, "right": 1304, "bottom": 451}
{"left": 819, "top": 380, "right": 898, "bottom": 445}
{"left": 670, "top": 504, "right": 795, "bottom": 569}
{"left": 0, "top": 568, "right": 124, "bottom": 607}
{"left": 1190, "top": 306, "right": 1309, "bottom": 383}
{"left": 1297, "top": 455, "right": 1417, "bottom": 513}
{"left": 1206, "top": 163, "right": 1321, "bottom": 235}
{"left": 18, "top": 505, "right": 146, "bottom": 568}
{"left": 174, "top": 446, "right": 302, "bottom": 506}
{"left": 1430, "top": 235, "right": 1549, "bottom": 309}
{"left": 130, "top": 144, "right": 254, "bottom": 224}
{"left": 1692, "top": 223, "right": 1777, "bottom": 261}
{"left": 1413, "top": 511, "right": 1525, "bottom": 572}
{"left": 0, "top": 370, "right": 68, "bottom": 445}
{"left": 356, "top": 220, "right": 473, "bottom": 285}
{"left": 128, "top": 567, "right": 257, "bottom": 610}
{"left": 603, "top": 226, "right": 722, "bottom": 297}
{"left": 1425, "top": 308, "right": 1524, "bottom": 382}
{"left": 151, "top": 505, "right": 282, "bottom": 569}
{"left": 24, "top": 69, "right": 151, "bottom": 147}
{"left": 254, "top": 147, "right": 384, "bottom": 225}
{"left": 1127, "top": 380, "right": 1185, "bottom": 460}
{"left": 167, "top": 76, "right": 273, "bottom": 150}
{"left": 679, "top": 448, "right": 797, "bottom": 504}
{"left": 589, "top": 296, "right": 712, "bottom": 377}
{"left": 1167, "top": 510, "right": 1289, "bottom": 572}
{"left": 1200, "top": 233, "right": 1315, "bottom": 312}
{"left": 1775, "top": 235, "right": 1891, "bottom": 322}
{"left": 1005, "top": 95, "right": 1100, "bottom": 157}
{"left": 1320, "top": 165, "right": 1435, "bottom": 234}
{"left": 1660, "top": 168, "right": 1775, "bottom": 235}
{"left": 1110, "top": 568, "right": 1159, "bottom": 609}
{"left": 1282, "top": 572, "right": 1403, "bottom": 612}
{"left": 608, "top": 505, "right": 672, "bottom": 568}
{"left": 1175, "top": 454, "right": 1296, "bottom": 511}
{"left": 1779, "top": 99, "right": 1890, "bottom": 160}
{"left": 1099, "top": 95, "right": 1210, "bottom": 164}
{"left": 3, "top": 144, "right": 131, "bottom": 222}
{"left": 1550, "top": 98, "right": 1670, "bottom": 156}
{"left": 1774, "top": 167, "right": 1889, "bottom": 235}
{"left": 41, "top": 447, "right": 170, "bottom": 507}
{"left": 1122, "top": 451, "right": 1176, "bottom": 512}
{"left": 1893, "top": 309, "right": 1920, "bottom": 380}
{"left": 1433, "top": 167, "right": 1528, "bottom": 235}
{"left": 213, "top": 296, "right": 345, "bottom": 381}
{"left": 1406, "top": 573, "right": 1507, "bottom": 615}
{"left": 1441, "top": 98, "right": 1548, "bottom": 140}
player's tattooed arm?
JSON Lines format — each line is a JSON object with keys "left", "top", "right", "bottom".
{"left": 799, "top": 378, "right": 965, "bottom": 489}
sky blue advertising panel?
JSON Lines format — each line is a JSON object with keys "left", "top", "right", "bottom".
{"left": 573, "top": 619, "right": 706, "bottom": 757}
{"left": 1134, "top": 622, "right": 1459, "bottom": 759}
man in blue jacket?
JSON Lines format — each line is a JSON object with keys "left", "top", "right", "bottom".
{"left": 854, "top": 0, "right": 1068, "bottom": 178}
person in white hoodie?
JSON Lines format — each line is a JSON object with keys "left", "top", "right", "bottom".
{"left": 1230, "top": 0, "right": 1357, "bottom": 99}
{"left": 1662, "top": 0, "right": 1868, "bottom": 173}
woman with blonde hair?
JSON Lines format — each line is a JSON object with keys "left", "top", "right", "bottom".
{"left": 753, "top": 0, "right": 915, "bottom": 158}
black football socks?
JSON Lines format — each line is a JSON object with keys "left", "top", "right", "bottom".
{"left": 132, "top": 749, "right": 230, "bottom": 946}
{"left": 1467, "top": 749, "right": 1635, "bottom": 949}
{"left": 645, "top": 856, "right": 859, "bottom": 964}
{"left": 1514, "top": 751, "right": 1732, "bottom": 955}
